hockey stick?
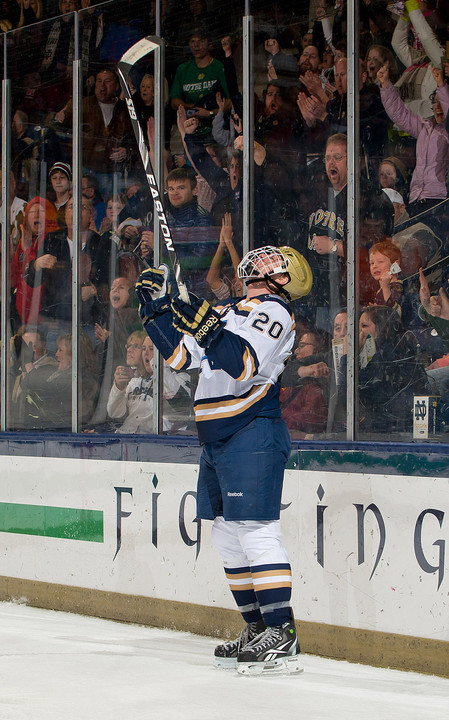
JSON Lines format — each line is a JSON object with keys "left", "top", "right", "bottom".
{"left": 118, "top": 37, "right": 190, "bottom": 303}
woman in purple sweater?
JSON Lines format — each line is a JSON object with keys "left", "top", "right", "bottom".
{"left": 378, "top": 63, "right": 449, "bottom": 230}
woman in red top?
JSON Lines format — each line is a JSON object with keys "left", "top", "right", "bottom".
{"left": 280, "top": 330, "right": 328, "bottom": 439}
{"left": 11, "top": 197, "right": 58, "bottom": 327}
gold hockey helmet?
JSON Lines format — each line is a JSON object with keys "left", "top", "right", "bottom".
{"left": 237, "top": 245, "right": 312, "bottom": 301}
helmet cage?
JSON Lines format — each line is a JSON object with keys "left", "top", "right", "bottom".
{"left": 237, "top": 246, "right": 288, "bottom": 280}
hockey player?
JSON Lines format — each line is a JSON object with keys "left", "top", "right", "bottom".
{"left": 135, "top": 245, "right": 312, "bottom": 675}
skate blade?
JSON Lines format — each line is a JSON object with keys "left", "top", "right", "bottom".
{"left": 237, "top": 655, "right": 304, "bottom": 676}
{"left": 213, "top": 656, "right": 238, "bottom": 670}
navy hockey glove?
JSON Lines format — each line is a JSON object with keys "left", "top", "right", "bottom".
{"left": 135, "top": 264, "right": 171, "bottom": 323}
{"left": 171, "top": 293, "right": 223, "bottom": 347}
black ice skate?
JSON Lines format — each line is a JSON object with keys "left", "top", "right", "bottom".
{"left": 213, "top": 619, "right": 266, "bottom": 669}
{"left": 236, "top": 621, "right": 303, "bottom": 676}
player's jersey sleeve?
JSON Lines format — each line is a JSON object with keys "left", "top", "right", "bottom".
{"left": 144, "top": 308, "right": 203, "bottom": 371}
{"left": 144, "top": 295, "right": 296, "bottom": 443}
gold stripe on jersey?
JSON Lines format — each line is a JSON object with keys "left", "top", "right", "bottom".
{"left": 194, "top": 383, "right": 271, "bottom": 422}
{"left": 236, "top": 346, "right": 257, "bottom": 382}
{"left": 167, "top": 341, "right": 188, "bottom": 370}
{"left": 235, "top": 297, "right": 262, "bottom": 315}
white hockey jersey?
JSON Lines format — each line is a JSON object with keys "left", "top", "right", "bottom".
{"left": 147, "top": 294, "right": 295, "bottom": 442}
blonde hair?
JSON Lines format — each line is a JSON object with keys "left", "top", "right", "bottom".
{"left": 56, "top": 334, "right": 72, "bottom": 358}
{"left": 126, "top": 330, "right": 146, "bottom": 346}
{"left": 17, "top": 0, "right": 43, "bottom": 27}
{"left": 140, "top": 73, "right": 154, "bottom": 88}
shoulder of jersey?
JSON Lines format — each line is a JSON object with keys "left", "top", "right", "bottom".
{"left": 207, "top": 297, "right": 258, "bottom": 319}
{"left": 213, "top": 295, "right": 295, "bottom": 334}
{"left": 223, "top": 296, "right": 263, "bottom": 317}
{"left": 226, "top": 294, "right": 293, "bottom": 318}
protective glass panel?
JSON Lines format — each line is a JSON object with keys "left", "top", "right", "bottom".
{"left": 248, "top": 5, "right": 346, "bottom": 440}
{"left": 84, "top": 0, "right": 243, "bottom": 435}
{"left": 4, "top": 0, "right": 449, "bottom": 444}
{"left": 8, "top": 12, "right": 76, "bottom": 431}
{"left": 74, "top": 0, "right": 152, "bottom": 433}
{"left": 355, "top": 6, "right": 447, "bottom": 442}
{"left": 0, "top": 30, "right": 4, "bottom": 430}
{"left": 159, "top": 2, "right": 245, "bottom": 435}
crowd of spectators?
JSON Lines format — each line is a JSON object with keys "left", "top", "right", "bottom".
{"left": 4, "top": 0, "right": 449, "bottom": 438}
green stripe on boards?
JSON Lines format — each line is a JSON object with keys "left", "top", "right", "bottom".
{"left": 0, "top": 502, "right": 103, "bottom": 542}
{"left": 299, "top": 449, "right": 449, "bottom": 477}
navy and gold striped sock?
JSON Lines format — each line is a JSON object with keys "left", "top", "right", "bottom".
{"left": 250, "top": 562, "right": 292, "bottom": 626}
{"left": 224, "top": 565, "right": 263, "bottom": 623}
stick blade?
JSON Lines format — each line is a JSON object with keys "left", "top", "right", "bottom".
{"left": 119, "top": 36, "right": 162, "bottom": 76}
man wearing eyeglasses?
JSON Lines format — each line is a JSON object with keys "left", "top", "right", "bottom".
{"left": 306, "top": 133, "right": 348, "bottom": 331}
{"left": 311, "top": 135, "right": 348, "bottom": 257}
{"left": 307, "top": 132, "right": 394, "bottom": 327}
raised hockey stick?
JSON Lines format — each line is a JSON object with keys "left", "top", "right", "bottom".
{"left": 118, "top": 37, "right": 190, "bottom": 303}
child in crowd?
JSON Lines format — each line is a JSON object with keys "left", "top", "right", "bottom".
{"left": 88, "top": 276, "right": 140, "bottom": 428}
{"left": 48, "top": 162, "right": 71, "bottom": 228}
{"left": 368, "top": 240, "right": 403, "bottom": 311}
{"left": 95, "top": 276, "right": 140, "bottom": 371}
{"left": 82, "top": 173, "right": 106, "bottom": 232}
{"left": 206, "top": 212, "right": 242, "bottom": 302}
{"left": 280, "top": 329, "right": 328, "bottom": 439}
{"left": 98, "top": 194, "right": 127, "bottom": 238}
{"left": 107, "top": 333, "right": 192, "bottom": 434}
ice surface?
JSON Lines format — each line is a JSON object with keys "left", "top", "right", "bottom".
{"left": 0, "top": 602, "right": 448, "bottom": 720}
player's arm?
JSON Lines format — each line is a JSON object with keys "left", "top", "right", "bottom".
{"left": 205, "top": 329, "right": 259, "bottom": 380}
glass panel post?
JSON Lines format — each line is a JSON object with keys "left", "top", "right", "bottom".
{"left": 242, "top": 14, "right": 254, "bottom": 258}
{"left": 1, "top": 50, "right": 10, "bottom": 431}
{"left": 346, "top": 0, "right": 360, "bottom": 441}
{"left": 72, "top": 11, "right": 82, "bottom": 433}
{"left": 152, "top": 36, "right": 164, "bottom": 435}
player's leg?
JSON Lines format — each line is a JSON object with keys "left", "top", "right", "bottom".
{"left": 211, "top": 516, "right": 264, "bottom": 623}
{"left": 211, "top": 516, "right": 266, "bottom": 667}
{"left": 199, "top": 420, "right": 291, "bottom": 619}
{"left": 216, "top": 417, "right": 294, "bottom": 624}
{"left": 197, "top": 443, "right": 265, "bottom": 667}
{"left": 236, "top": 519, "right": 293, "bottom": 627}
{"left": 213, "top": 417, "right": 301, "bottom": 673}
{"left": 234, "top": 519, "right": 301, "bottom": 674}
{"left": 211, "top": 516, "right": 301, "bottom": 673}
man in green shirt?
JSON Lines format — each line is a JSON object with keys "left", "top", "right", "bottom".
{"left": 170, "top": 27, "right": 229, "bottom": 133}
